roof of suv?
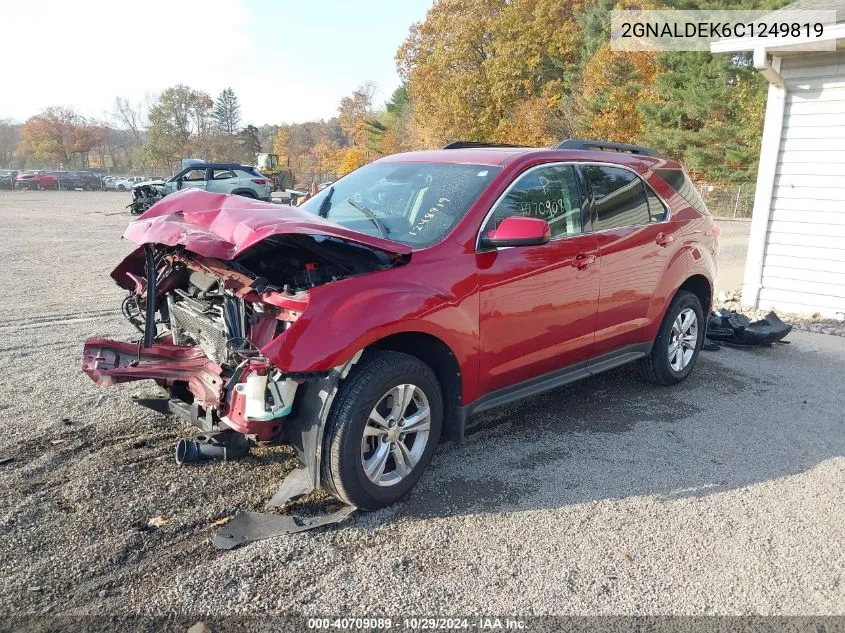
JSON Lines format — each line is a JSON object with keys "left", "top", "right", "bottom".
{"left": 378, "top": 146, "right": 683, "bottom": 171}
{"left": 180, "top": 163, "right": 255, "bottom": 171}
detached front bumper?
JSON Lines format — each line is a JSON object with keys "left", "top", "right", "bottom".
{"left": 82, "top": 338, "right": 296, "bottom": 442}
{"left": 82, "top": 339, "right": 224, "bottom": 402}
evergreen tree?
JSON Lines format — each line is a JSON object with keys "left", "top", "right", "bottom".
{"left": 213, "top": 88, "right": 241, "bottom": 136}
{"left": 638, "top": 52, "right": 765, "bottom": 182}
{"left": 386, "top": 84, "right": 409, "bottom": 114}
{"left": 238, "top": 124, "right": 261, "bottom": 162}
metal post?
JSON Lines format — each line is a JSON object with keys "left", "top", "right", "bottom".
{"left": 733, "top": 185, "right": 742, "bottom": 218}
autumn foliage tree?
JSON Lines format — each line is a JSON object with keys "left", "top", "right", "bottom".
{"left": 396, "top": 0, "right": 778, "bottom": 182}
{"left": 397, "top": 0, "right": 584, "bottom": 147}
{"left": 146, "top": 85, "right": 214, "bottom": 166}
{"left": 18, "top": 107, "right": 105, "bottom": 168}
{"left": 576, "top": 44, "right": 656, "bottom": 143}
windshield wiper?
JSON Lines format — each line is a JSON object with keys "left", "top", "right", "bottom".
{"left": 345, "top": 198, "right": 391, "bottom": 238}
{"left": 317, "top": 186, "right": 334, "bottom": 218}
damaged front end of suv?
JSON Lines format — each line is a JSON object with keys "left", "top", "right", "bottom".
{"left": 83, "top": 189, "right": 411, "bottom": 489}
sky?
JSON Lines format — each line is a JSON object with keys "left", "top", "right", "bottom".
{"left": 0, "top": 0, "right": 433, "bottom": 126}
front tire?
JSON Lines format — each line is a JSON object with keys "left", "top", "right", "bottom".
{"left": 638, "top": 290, "right": 704, "bottom": 386}
{"left": 322, "top": 351, "right": 443, "bottom": 510}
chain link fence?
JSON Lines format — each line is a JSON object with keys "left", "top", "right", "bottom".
{"left": 694, "top": 182, "right": 755, "bottom": 219}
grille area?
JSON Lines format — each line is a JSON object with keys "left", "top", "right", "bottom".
{"left": 170, "top": 299, "right": 228, "bottom": 364}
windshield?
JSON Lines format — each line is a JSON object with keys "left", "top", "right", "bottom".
{"left": 299, "top": 161, "right": 501, "bottom": 247}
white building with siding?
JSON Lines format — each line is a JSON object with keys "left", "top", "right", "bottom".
{"left": 711, "top": 0, "right": 845, "bottom": 319}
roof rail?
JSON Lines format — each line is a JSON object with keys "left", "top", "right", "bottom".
{"left": 555, "top": 138, "right": 662, "bottom": 158}
{"left": 442, "top": 141, "right": 528, "bottom": 149}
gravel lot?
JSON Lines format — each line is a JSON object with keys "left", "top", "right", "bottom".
{"left": 1, "top": 191, "right": 843, "bottom": 617}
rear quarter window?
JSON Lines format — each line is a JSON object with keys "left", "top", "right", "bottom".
{"left": 655, "top": 168, "right": 709, "bottom": 216}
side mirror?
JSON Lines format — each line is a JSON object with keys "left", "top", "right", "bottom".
{"left": 481, "top": 216, "right": 551, "bottom": 249}
{"left": 176, "top": 178, "right": 183, "bottom": 190}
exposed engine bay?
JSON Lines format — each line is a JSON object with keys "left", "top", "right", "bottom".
{"left": 128, "top": 182, "right": 165, "bottom": 215}
{"left": 85, "top": 234, "right": 404, "bottom": 443}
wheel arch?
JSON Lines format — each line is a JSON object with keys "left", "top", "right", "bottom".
{"left": 678, "top": 274, "right": 713, "bottom": 316}
{"left": 367, "top": 331, "right": 463, "bottom": 443}
{"left": 230, "top": 188, "right": 257, "bottom": 198}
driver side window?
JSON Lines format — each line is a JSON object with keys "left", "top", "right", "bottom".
{"left": 182, "top": 169, "right": 206, "bottom": 182}
{"left": 483, "top": 165, "right": 583, "bottom": 240}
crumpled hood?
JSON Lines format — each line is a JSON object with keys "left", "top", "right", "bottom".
{"left": 133, "top": 179, "right": 165, "bottom": 189}
{"left": 122, "top": 188, "right": 412, "bottom": 259}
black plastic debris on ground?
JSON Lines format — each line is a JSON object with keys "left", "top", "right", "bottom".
{"left": 705, "top": 309, "right": 792, "bottom": 349}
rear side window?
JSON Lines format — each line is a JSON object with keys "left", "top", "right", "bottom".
{"left": 212, "top": 169, "right": 236, "bottom": 180}
{"left": 655, "top": 168, "right": 709, "bottom": 216}
{"left": 241, "top": 166, "right": 264, "bottom": 178}
{"left": 644, "top": 184, "right": 668, "bottom": 222}
{"left": 583, "top": 165, "right": 650, "bottom": 230}
{"left": 487, "top": 164, "right": 583, "bottom": 239}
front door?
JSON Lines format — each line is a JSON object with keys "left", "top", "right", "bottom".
{"left": 168, "top": 167, "right": 208, "bottom": 194}
{"left": 477, "top": 163, "right": 600, "bottom": 395}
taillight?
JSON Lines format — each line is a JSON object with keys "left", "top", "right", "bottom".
{"left": 251, "top": 179, "right": 268, "bottom": 185}
{"left": 712, "top": 222, "right": 721, "bottom": 239}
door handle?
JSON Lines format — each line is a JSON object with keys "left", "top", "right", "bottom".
{"left": 655, "top": 232, "right": 674, "bottom": 247}
{"left": 572, "top": 253, "right": 596, "bottom": 269}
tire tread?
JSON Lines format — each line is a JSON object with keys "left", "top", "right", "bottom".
{"left": 321, "top": 351, "right": 441, "bottom": 509}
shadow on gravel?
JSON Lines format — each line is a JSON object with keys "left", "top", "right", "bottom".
{"left": 390, "top": 341, "right": 844, "bottom": 520}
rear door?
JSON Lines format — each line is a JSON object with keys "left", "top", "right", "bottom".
{"left": 477, "top": 163, "right": 600, "bottom": 395}
{"left": 206, "top": 167, "right": 239, "bottom": 193}
{"left": 177, "top": 168, "right": 208, "bottom": 192}
{"left": 581, "top": 164, "right": 685, "bottom": 357}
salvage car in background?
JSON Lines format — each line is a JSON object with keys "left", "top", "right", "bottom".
{"left": 103, "top": 176, "right": 122, "bottom": 190}
{"left": 128, "top": 163, "right": 272, "bottom": 214}
{"left": 0, "top": 169, "right": 17, "bottom": 189}
{"left": 115, "top": 176, "right": 150, "bottom": 192}
{"left": 82, "top": 139, "right": 718, "bottom": 511}
{"left": 14, "top": 170, "right": 47, "bottom": 189}
{"left": 76, "top": 171, "right": 104, "bottom": 190}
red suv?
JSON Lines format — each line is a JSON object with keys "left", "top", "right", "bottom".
{"left": 83, "top": 140, "right": 718, "bottom": 510}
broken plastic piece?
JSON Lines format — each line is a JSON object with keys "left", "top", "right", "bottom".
{"left": 212, "top": 506, "right": 356, "bottom": 550}
{"left": 266, "top": 465, "right": 315, "bottom": 509}
{"left": 706, "top": 310, "right": 792, "bottom": 347}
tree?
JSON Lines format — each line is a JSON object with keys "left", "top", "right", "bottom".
{"left": 18, "top": 107, "right": 105, "bottom": 167}
{"left": 386, "top": 84, "right": 409, "bottom": 114}
{"left": 113, "top": 96, "right": 146, "bottom": 145}
{"left": 338, "top": 146, "right": 366, "bottom": 176}
{"left": 638, "top": 51, "right": 765, "bottom": 181}
{"left": 338, "top": 83, "right": 375, "bottom": 147}
{"left": 238, "top": 124, "right": 261, "bottom": 162}
{"left": 213, "top": 87, "right": 241, "bottom": 135}
{"left": 146, "top": 85, "right": 213, "bottom": 164}
{"left": 577, "top": 43, "right": 656, "bottom": 143}
{"left": 0, "top": 120, "right": 18, "bottom": 168}
{"left": 396, "top": 0, "right": 584, "bottom": 147}
{"left": 272, "top": 127, "right": 290, "bottom": 166}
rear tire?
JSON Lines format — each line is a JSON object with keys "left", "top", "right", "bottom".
{"left": 235, "top": 191, "right": 257, "bottom": 199}
{"left": 321, "top": 351, "right": 443, "bottom": 510}
{"left": 638, "top": 290, "right": 704, "bottom": 386}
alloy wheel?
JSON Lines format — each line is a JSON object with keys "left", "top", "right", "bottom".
{"left": 668, "top": 308, "right": 698, "bottom": 371}
{"left": 360, "top": 384, "right": 431, "bottom": 487}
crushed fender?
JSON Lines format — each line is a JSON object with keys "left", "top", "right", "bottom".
{"left": 212, "top": 506, "right": 356, "bottom": 550}
{"left": 705, "top": 310, "right": 792, "bottom": 348}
